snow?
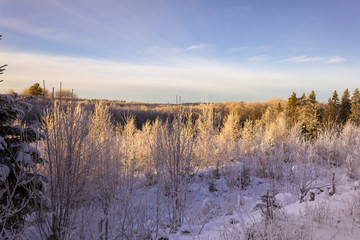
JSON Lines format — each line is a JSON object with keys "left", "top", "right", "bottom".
{"left": 15, "top": 143, "right": 34, "bottom": 166}
{"left": 0, "top": 164, "right": 10, "bottom": 182}
{"left": 0, "top": 136, "right": 6, "bottom": 150}
{"left": 156, "top": 167, "right": 360, "bottom": 240}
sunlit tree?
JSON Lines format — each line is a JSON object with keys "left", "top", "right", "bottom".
{"left": 339, "top": 88, "right": 351, "bottom": 124}
{"left": 350, "top": 88, "right": 360, "bottom": 125}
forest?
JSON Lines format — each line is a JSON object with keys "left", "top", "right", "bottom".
{"left": 2, "top": 77, "right": 360, "bottom": 239}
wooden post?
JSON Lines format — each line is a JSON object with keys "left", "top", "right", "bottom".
{"left": 43, "top": 80, "right": 46, "bottom": 97}
{"left": 330, "top": 172, "right": 336, "bottom": 196}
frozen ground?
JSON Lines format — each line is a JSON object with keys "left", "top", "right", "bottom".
{"left": 160, "top": 167, "right": 360, "bottom": 240}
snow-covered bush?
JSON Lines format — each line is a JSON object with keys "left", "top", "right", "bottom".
{"left": 154, "top": 106, "right": 197, "bottom": 232}
{"left": 242, "top": 213, "right": 313, "bottom": 240}
{"left": 220, "top": 161, "right": 250, "bottom": 189}
{"left": 305, "top": 200, "right": 334, "bottom": 225}
{"left": 312, "top": 126, "right": 342, "bottom": 166}
{"left": 40, "top": 102, "right": 96, "bottom": 239}
{"left": 341, "top": 123, "right": 360, "bottom": 178}
{"left": 220, "top": 212, "right": 313, "bottom": 240}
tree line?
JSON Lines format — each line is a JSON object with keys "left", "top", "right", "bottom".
{"left": 287, "top": 88, "right": 360, "bottom": 140}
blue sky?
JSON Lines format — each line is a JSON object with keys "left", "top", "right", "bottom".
{"left": 1, "top": 0, "right": 360, "bottom": 103}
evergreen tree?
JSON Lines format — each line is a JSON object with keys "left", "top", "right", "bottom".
{"left": 28, "top": 83, "right": 43, "bottom": 96}
{"left": 287, "top": 92, "right": 298, "bottom": 127}
{"left": 0, "top": 89, "right": 49, "bottom": 238}
{"left": 298, "top": 91, "right": 319, "bottom": 140}
{"left": 339, "top": 88, "right": 351, "bottom": 124}
{"left": 0, "top": 38, "right": 49, "bottom": 237}
{"left": 309, "top": 90, "right": 316, "bottom": 104}
{"left": 350, "top": 88, "right": 360, "bottom": 125}
{"left": 324, "top": 90, "right": 340, "bottom": 124}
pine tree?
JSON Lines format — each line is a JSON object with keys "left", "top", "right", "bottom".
{"left": 0, "top": 94, "right": 49, "bottom": 236}
{"left": 28, "top": 83, "right": 43, "bottom": 96}
{"left": 309, "top": 90, "right": 316, "bottom": 104}
{"left": 287, "top": 92, "right": 298, "bottom": 127}
{"left": 350, "top": 88, "right": 360, "bottom": 125}
{"left": 298, "top": 91, "right": 319, "bottom": 140}
{"left": 0, "top": 39, "right": 49, "bottom": 237}
{"left": 339, "top": 88, "right": 351, "bottom": 124}
{"left": 324, "top": 90, "right": 340, "bottom": 124}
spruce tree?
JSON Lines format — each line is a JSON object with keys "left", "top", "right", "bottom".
{"left": 339, "top": 88, "right": 351, "bottom": 124}
{"left": 309, "top": 90, "right": 316, "bottom": 104}
{"left": 0, "top": 40, "right": 49, "bottom": 237}
{"left": 287, "top": 92, "right": 298, "bottom": 127}
{"left": 298, "top": 91, "right": 319, "bottom": 140}
{"left": 350, "top": 88, "right": 360, "bottom": 125}
{"left": 324, "top": 90, "right": 340, "bottom": 124}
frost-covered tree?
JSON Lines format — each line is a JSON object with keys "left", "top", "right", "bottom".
{"left": 0, "top": 86, "right": 48, "bottom": 238}
{"left": 195, "top": 104, "right": 217, "bottom": 168}
{"left": 156, "top": 106, "right": 196, "bottom": 231}
{"left": 41, "top": 102, "right": 95, "bottom": 239}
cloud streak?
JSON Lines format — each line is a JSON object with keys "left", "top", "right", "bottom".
{"left": 186, "top": 44, "right": 208, "bottom": 50}
{"left": 287, "top": 55, "right": 325, "bottom": 63}
{"left": 328, "top": 56, "right": 346, "bottom": 63}
{"left": 286, "top": 55, "right": 346, "bottom": 64}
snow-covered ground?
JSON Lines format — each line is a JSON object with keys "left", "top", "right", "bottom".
{"left": 156, "top": 166, "right": 360, "bottom": 240}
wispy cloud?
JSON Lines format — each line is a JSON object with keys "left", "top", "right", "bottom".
{"left": 286, "top": 55, "right": 346, "bottom": 64}
{"left": 328, "top": 56, "right": 346, "bottom": 63}
{"left": 1, "top": 51, "right": 357, "bottom": 103}
{"left": 186, "top": 44, "right": 207, "bottom": 50}
{"left": 287, "top": 55, "right": 325, "bottom": 63}
{"left": 249, "top": 55, "right": 267, "bottom": 62}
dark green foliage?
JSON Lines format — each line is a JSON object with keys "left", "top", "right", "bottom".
{"left": 350, "top": 88, "right": 360, "bottom": 125}
{"left": 309, "top": 90, "right": 316, "bottom": 104}
{"left": 28, "top": 83, "right": 43, "bottom": 96}
{"left": 288, "top": 91, "right": 320, "bottom": 141}
{"left": 339, "top": 88, "right": 351, "bottom": 124}
{"left": 0, "top": 93, "right": 48, "bottom": 236}
{"left": 287, "top": 92, "right": 298, "bottom": 127}
{"left": 323, "top": 90, "right": 340, "bottom": 124}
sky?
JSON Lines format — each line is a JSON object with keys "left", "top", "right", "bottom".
{"left": 1, "top": 0, "right": 360, "bottom": 103}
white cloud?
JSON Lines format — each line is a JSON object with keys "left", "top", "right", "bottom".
{"left": 328, "top": 56, "right": 346, "bottom": 63}
{"left": 0, "top": 51, "right": 358, "bottom": 103}
{"left": 287, "top": 55, "right": 325, "bottom": 63}
{"left": 186, "top": 44, "right": 207, "bottom": 50}
{"left": 286, "top": 55, "right": 346, "bottom": 64}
